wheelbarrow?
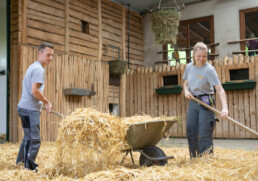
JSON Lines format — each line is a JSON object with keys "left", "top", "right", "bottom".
{"left": 121, "top": 119, "right": 177, "bottom": 167}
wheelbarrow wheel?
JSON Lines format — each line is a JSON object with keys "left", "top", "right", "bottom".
{"left": 139, "top": 146, "right": 167, "bottom": 166}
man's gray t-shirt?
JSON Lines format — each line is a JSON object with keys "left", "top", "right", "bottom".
{"left": 18, "top": 61, "right": 45, "bottom": 111}
{"left": 182, "top": 62, "right": 221, "bottom": 95}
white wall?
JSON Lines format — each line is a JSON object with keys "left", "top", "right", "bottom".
{"left": 179, "top": 0, "right": 258, "bottom": 59}
{"left": 143, "top": 0, "right": 258, "bottom": 66}
{"left": 143, "top": 13, "right": 163, "bottom": 67}
{"left": 0, "top": 0, "right": 7, "bottom": 134}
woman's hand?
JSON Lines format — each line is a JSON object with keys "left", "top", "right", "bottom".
{"left": 185, "top": 89, "right": 194, "bottom": 100}
{"left": 215, "top": 84, "right": 229, "bottom": 119}
{"left": 184, "top": 80, "right": 194, "bottom": 100}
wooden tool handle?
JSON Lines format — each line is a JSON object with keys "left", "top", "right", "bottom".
{"left": 42, "top": 107, "right": 66, "bottom": 118}
{"left": 192, "top": 97, "right": 258, "bottom": 137}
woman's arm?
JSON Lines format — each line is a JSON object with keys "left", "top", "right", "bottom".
{"left": 214, "top": 84, "right": 228, "bottom": 118}
{"left": 184, "top": 80, "right": 194, "bottom": 100}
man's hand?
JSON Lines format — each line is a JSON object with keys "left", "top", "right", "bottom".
{"left": 45, "top": 102, "right": 52, "bottom": 113}
{"left": 221, "top": 107, "right": 228, "bottom": 119}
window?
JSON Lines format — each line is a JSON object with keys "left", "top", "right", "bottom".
{"left": 164, "top": 16, "right": 214, "bottom": 64}
{"left": 81, "top": 20, "right": 89, "bottom": 34}
{"left": 163, "top": 75, "right": 178, "bottom": 86}
{"left": 229, "top": 69, "right": 249, "bottom": 81}
{"left": 240, "top": 7, "right": 258, "bottom": 56}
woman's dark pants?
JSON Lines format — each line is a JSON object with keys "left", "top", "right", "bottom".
{"left": 186, "top": 100, "right": 216, "bottom": 158}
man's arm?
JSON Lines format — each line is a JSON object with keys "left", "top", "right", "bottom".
{"left": 31, "top": 83, "right": 52, "bottom": 112}
{"left": 214, "top": 84, "right": 228, "bottom": 118}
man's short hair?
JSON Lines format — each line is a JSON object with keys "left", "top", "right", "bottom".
{"left": 38, "top": 42, "right": 54, "bottom": 52}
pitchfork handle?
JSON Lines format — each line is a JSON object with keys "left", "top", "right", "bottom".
{"left": 192, "top": 97, "right": 258, "bottom": 137}
{"left": 42, "top": 107, "right": 66, "bottom": 118}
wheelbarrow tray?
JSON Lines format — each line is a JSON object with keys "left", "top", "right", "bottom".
{"left": 126, "top": 119, "right": 177, "bottom": 150}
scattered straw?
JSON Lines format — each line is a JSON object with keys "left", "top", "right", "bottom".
{"left": 0, "top": 108, "right": 257, "bottom": 180}
{"left": 0, "top": 142, "right": 257, "bottom": 180}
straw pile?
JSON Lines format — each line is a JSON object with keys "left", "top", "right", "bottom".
{"left": 54, "top": 108, "right": 129, "bottom": 177}
{"left": 0, "top": 142, "right": 257, "bottom": 180}
{"left": 152, "top": 9, "right": 181, "bottom": 45}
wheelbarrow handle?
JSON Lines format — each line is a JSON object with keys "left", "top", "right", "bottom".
{"left": 42, "top": 107, "right": 66, "bottom": 118}
{"left": 192, "top": 97, "right": 258, "bottom": 137}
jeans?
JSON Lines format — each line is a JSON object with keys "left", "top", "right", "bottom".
{"left": 186, "top": 100, "right": 216, "bottom": 158}
{"left": 16, "top": 107, "right": 41, "bottom": 170}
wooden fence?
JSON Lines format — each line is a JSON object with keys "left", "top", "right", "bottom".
{"left": 9, "top": 45, "right": 109, "bottom": 142}
{"left": 125, "top": 55, "right": 258, "bottom": 139}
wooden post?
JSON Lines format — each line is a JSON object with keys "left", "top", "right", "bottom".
{"left": 21, "top": 0, "right": 27, "bottom": 44}
{"left": 120, "top": 74, "right": 126, "bottom": 117}
{"left": 98, "top": 0, "right": 102, "bottom": 61}
{"left": 65, "top": 0, "right": 69, "bottom": 54}
{"left": 122, "top": 5, "right": 126, "bottom": 60}
{"left": 97, "top": 0, "right": 103, "bottom": 111}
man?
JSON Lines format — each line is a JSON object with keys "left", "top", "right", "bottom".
{"left": 16, "top": 42, "right": 54, "bottom": 171}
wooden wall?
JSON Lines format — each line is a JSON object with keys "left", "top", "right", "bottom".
{"left": 125, "top": 55, "right": 258, "bottom": 139}
{"left": 23, "top": 0, "right": 144, "bottom": 67}
{"left": 9, "top": 46, "right": 109, "bottom": 142}
{"left": 9, "top": 0, "right": 144, "bottom": 142}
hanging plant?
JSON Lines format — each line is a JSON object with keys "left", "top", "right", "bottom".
{"left": 151, "top": 9, "right": 181, "bottom": 45}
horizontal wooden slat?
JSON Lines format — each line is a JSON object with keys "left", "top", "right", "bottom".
{"left": 69, "top": 8, "right": 98, "bottom": 26}
{"left": 32, "top": 0, "right": 65, "bottom": 11}
{"left": 27, "top": 19, "right": 65, "bottom": 35}
{"left": 27, "top": 28, "right": 65, "bottom": 45}
{"left": 69, "top": 29, "right": 98, "bottom": 44}
{"left": 27, "top": 37, "right": 65, "bottom": 52}
{"left": 27, "top": 9, "right": 65, "bottom": 27}
{"left": 27, "top": 0, "right": 65, "bottom": 18}
{"left": 69, "top": 44, "right": 98, "bottom": 57}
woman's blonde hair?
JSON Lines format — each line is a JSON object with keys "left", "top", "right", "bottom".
{"left": 193, "top": 42, "right": 208, "bottom": 65}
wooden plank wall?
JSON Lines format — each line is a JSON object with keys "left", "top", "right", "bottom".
{"left": 125, "top": 56, "right": 258, "bottom": 139}
{"left": 109, "top": 85, "right": 119, "bottom": 104}
{"left": 9, "top": 0, "right": 144, "bottom": 142}
{"left": 125, "top": 10, "right": 144, "bottom": 70}
{"left": 10, "top": 0, "right": 18, "bottom": 45}
{"left": 26, "top": 0, "right": 66, "bottom": 52}
{"left": 10, "top": 46, "right": 109, "bottom": 142}
{"left": 23, "top": 0, "right": 144, "bottom": 68}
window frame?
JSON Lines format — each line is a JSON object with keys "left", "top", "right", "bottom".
{"left": 163, "top": 16, "right": 214, "bottom": 63}
{"left": 239, "top": 7, "right": 258, "bottom": 51}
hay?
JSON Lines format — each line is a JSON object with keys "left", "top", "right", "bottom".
{"left": 109, "top": 60, "right": 127, "bottom": 75}
{"left": 152, "top": 9, "right": 181, "bottom": 45}
{"left": 0, "top": 108, "right": 257, "bottom": 180}
{"left": 54, "top": 108, "right": 129, "bottom": 177}
{"left": 0, "top": 142, "right": 257, "bottom": 180}
{"left": 123, "top": 115, "right": 177, "bottom": 125}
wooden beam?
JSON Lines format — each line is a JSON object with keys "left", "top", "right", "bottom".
{"left": 232, "top": 49, "right": 258, "bottom": 54}
{"left": 21, "top": 0, "right": 27, "bottom": 44}
{"left": 119, "top": 74, "right": 126, "bottom": 117}
{"left": 65, "top": 0, "right": 69, "bottom": 54}
{"left": 228, "top": 37, "right": 258, "bottom": 44}
{"left": 98, "top": 0, "right": 102, "bottom": 61}
{"left": 122, "top": 5, "right": 126, "bottom": 60}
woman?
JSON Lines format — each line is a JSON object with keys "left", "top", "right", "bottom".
{"left": 183, "top": 42, "right": 228, "bottom": 158}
